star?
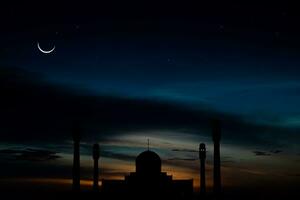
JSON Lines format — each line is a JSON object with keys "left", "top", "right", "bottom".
{"left": 281, "top": 11, "right": 287, "bottom": 17}
{"left": 218, "top": 24, "right": 225, "bottom": 32}
{"left": 167, "top": 58, "right": 174, "bottom": 64}
{"left": 274, "top": 31, "right": 280, "bottom": 38}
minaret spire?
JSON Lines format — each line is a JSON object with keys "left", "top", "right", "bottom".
{"left": 147, "top": 139, "right": 150, "bottom": 151}
{"left": 199, "top": 143, "right": 206, "bottom": 196}
{"left": 92, "top": 143, "right": 100, "bottom": 192}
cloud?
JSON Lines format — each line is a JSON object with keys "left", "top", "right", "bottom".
{"left": 163, "top": 159, "right": 205, "bottom": 172}
{"left": 167, "top": 157, "right": 197, "bottom": 161}
{"left": 221, "top": 156, "right": 235, "bottom": 164}
{"left": 100, "top": 167, "right": 130, "bottom": 177}
{"left": 252, "top": 150, "right": 284, "bottom": 156}
{"left": 270, "top": 150, "right": 283, "bottom": 154}
{"left": 0, "top": 66, "right": 300, "bottom": 151}
{"left": 253, "top": 151, "right": 272, "bottom": 156}
{"left": 285, "top": 173, "right": 300, "bottom": 177}
{"left": 99, "top": 149, "right": 199, "bottom": 171}
{"left": 0, "top": 148, "right": 61, "bottom": 161}
{"left": 171, "top": 148, "right": 198, "bottom": 153}
{"left": 221, "top": 160, "right": 235, "bottom": 163}
{"left": 0, "top": 67, "right": 213, "bottom": 142}
{"left": 100, "top": 150, "right": 136, "bottom": 161}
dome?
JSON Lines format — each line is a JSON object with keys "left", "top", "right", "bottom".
{"left": 136, "top": 150, "right": 161, "bottom": 175}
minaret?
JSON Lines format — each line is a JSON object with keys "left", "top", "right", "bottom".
{"left": 93, "top": 143, "right": 100, "bottom": 191}
{"left": 199, "top": 143, "right": 206, "bottom": 196}
{"left": 212, "top": 119, "right": 221, "bottom": 197}
{"left": 72, "top": 123, "right": 81, "bottom": 192}
{"left": 147, "top": 139, "right": 150, "bottom": 151}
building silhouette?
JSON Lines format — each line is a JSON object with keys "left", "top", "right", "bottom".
{"left": 92, "top": 143, "right": 100, "bottom": 191}
{"left": 212, "top": 119, "right": 221, "bottom": 197}
{"left": 70, "top": 120, "right": 223, "bottom": 198}
{"left": 72, "top": 123, "right": 81, "bottom": 192}
{"left": 102, "top": 150, "right": 193, "bottom": 199}
{"left": 199, "top": 143, "right": 206, "bottom": 196}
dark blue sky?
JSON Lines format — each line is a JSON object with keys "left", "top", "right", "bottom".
{"left": 2, "top": 25, "right": 300, "bottom": 119}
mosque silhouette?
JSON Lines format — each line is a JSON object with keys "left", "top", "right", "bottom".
{"left": 102, "top": 150, "right": 193, "bottom": 198}
{"left": 71, "top": 119, "right": 222, "bottom": 199}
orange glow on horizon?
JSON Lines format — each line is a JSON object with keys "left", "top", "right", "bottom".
{"left": 0, "top": 178, "right": 93, "bottom": 189}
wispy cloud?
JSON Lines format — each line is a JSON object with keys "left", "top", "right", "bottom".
{"left": 252, "top": 150, "right": 283, "bottom": 156}
{"left": 0, "top": 148, "right": 61, "bottom": 161}
{"left": 253, "top": 151, "right": 271, "bottom": 156}
{"left": 1, "top": 67, "right": 300, "bottom": 153}
{"left": 167, "top": 157, "right": 197, "bottom": 161}
{"left": 221, "top": 157, "right": 235, "bottom": 164}
{"left": 172, "top": 148, "right": 198, "bottom": 153}
{"left": 285, "top": 173, "right": 300, "bottom": 177}
{"left": 238, "top": 168, "right": 267, "bottom": 176}
{"left": 100, "top": 150, "right": 136, "bottom": 161}
{"left": 270, "top": 150, "right": 283, "bottom": 154}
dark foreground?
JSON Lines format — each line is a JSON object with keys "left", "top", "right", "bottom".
{"left": 1, "top": 188, "right": 298, "bottom": 200}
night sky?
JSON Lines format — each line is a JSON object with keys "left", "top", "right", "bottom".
{"left": 0, "top": 1, "right": 300, "bottom": 197}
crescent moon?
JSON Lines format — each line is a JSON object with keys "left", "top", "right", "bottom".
{"left": 37, "top": 42, "right": 55, "bottom": 54}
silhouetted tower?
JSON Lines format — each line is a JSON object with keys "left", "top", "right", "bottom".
{"left": 199, "top": 143, "right": 206, "bottom": 196}
{"left": 212, "top": 119, "right": 221, "bottom": 197}
{"left": 147, "top": 139, "right": 150, "bottom": 151}
{"left": 72, "top": 123, "right": 81, "bottom": 192}
{"left": 93, "top": 143, "right": 100, "bottom": 191}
